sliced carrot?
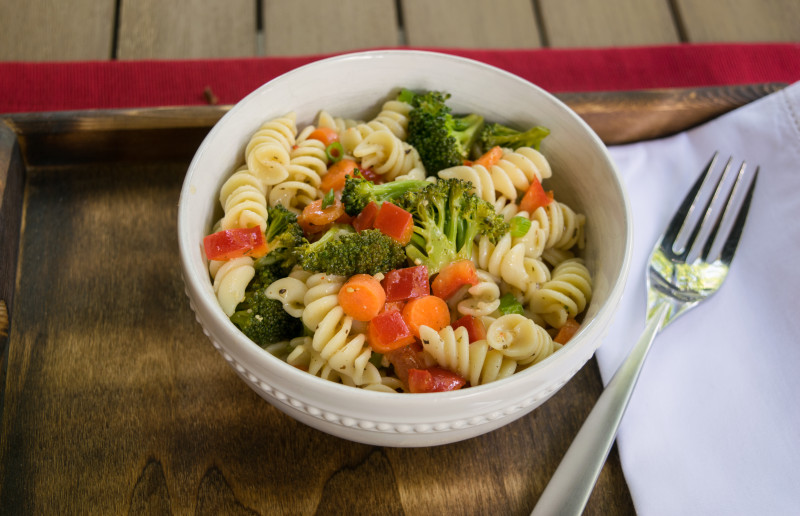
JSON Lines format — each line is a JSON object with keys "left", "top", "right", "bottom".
{"left": 402, "top": 295, "right": 451, "bottom": 338}
{"left": 474, "top": 146, "right": 503, "bottom": 168}
{"left": 307, "top": 127, "right": 339, "bottom": 146}
{"left": 554, "top": 318, "right": 580, "bottom": 345}
{"left": 320, "top": 159, "right": 359, "bottom": 193}
{"left": 298, "top": 198, "right": 345, "bottom": 235}
{"left": 431, "top": 260, "right": 479, "bottom": 300}
{"left": 338, "top": 274, "right": 386, "bottom": 322}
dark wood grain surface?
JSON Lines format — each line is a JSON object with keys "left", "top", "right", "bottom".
{"left": 0, "top": 84, "right": 783, "bottom": 515}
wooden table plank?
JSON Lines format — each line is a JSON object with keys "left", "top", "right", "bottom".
{"left": 538, "top": 0, "right": 680, "bottom": 47}
{"left": 261, "top": 0, "right": 399, "bottom": 56}
{"left": 0, "top": 0, "right": 115, "bottom": 61}
{"left": 401, "top": 0, "right": 541, "bottom": 48}
{"left": 116, "top": 0, "right": 257, "bottom": 59}
{"left": 675, "top": 0, "right": 800, "bottom": 42}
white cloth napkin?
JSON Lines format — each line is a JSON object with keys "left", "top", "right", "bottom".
{"left": 596, "top": 81, "right": 800, "bottom": 516}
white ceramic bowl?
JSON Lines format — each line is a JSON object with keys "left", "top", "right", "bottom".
{"left": 178, "top": 50, "right": 632, "bottom": 447}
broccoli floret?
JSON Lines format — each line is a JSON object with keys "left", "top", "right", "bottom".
{"left": 230, "top": 288, "right": 302, "bottom": 347}
{"left": 397, "top": 178, "right": 508, "bottom": 274}
{"left": 297, "top": 225, "right": 408, "bottom": 276}
{"left": 249, "top": 205, "right": 306, "bottom": 290}
{"left": 340, "top": 175, "right": 431, "bottom": 216}
{"left": 477, "top": 122, "right": 550, "bottom": 155}
{"left": 404, "top": 89, "right": 484, "bottom": 175}
{"left": 265, "top": 204, "right": 305, "bottom": 250}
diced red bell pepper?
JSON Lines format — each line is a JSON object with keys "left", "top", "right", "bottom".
{"left": 519, "top": 178, "right": 554, "bottom": 213}
{"left": 385, "top": 344, "right": 428, "bottom": 385}
{"left": 408, "top": 367, "right": 466, "bottom": 393}
{"left": 367, "top": 310, "right": 416, "bottom": 353}
{"left": 352, "top": 201, "right": 380, "bottom": 232}
{"left": 373, "top": 202, "right": 414, "bottom": 244}
{"left": 382, "top": 265, "right": 430, "bottom": 302}
{"left": 431, "top": 260, "right": 479, "bottom": 300}
{"left": 451, "top": 315, "right": 487, "bottom": 343}
{"left": 203, "top": 226, "right": 268, "bottom": 261}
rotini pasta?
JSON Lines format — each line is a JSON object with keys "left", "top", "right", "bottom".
{"left": 528, "top": 258, "right": 592, "bottom": 328}
{"left": 245, "top": 112, "right": 297, "bottom": 185}
{"left": 352, "top": 129, "right": 424, "bottom": 181}
{"left": 216, "top": 165, "right": 269, "bottom": 233}
{"left": 339, "top": 98, "right": 412, "bottom": 154}
{"left": 210, "top": 256, "right": 255, "bottom": 316}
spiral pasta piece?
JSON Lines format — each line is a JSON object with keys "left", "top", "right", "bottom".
{"left": 531, "top": 200, "right": 586, "bottom": 251}
{"left": 339, "top": 99, "right": 412, "bottom": 154}
{"left": 265, "top": 276, "right": 308, "bottom": 317}
{"left": 216, "top": 165, "right": 269, "bottom": 233}
{"left": 476, "top": 234, "right": 550, "bottom": 292}
{"left": 302, "top": 273, "right": 346, "bottom": 331}
{"left": 317, "top": 110, "right": 360, "bottom": 134}
{"left": 485, "top": 314, "right": 554, "bottom": 362}
{"left": 419, "top": 325, "right": 518, "bottom": 386}
{"left": 286, "top": 337, "right": 342, "bottom": 382}
{"left": 528, "top": 258, "right": 592, "bottom": 328}
{"left": 245, "top": 112, "right": 297, "bottom": 185}
{"left": 352, "top": 129, "right": 424, "bottom": 180}
{"left": 456, "top": 269, "right": 502, "bottom": 318}
{"left": 311, "top": 305, "right": 381, "bottom": 386}
{"left": 210, "top": 256, "right": 255, "bottom": 316}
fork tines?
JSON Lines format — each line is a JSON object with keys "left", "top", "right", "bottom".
{"left": 666, "top": 152, "right": 759, "bottom": 264}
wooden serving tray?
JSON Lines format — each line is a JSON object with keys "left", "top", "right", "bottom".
{"left": 0, "top": 83, "right": 783, "bottom": 515}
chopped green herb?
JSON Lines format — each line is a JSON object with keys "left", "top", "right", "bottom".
{"left": 509, "top": 216, "right": 531, "bottom": 238}
{"left": 321, "top": 188, "right": 336, "bottom": 209}
{"left": 498, "top": 292, "right": 525, "bottom": 315}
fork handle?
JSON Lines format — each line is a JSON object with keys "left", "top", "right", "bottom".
{"left": 531, "top": 303, "right": 669, "bottom": 516}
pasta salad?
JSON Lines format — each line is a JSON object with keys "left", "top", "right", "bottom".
{"left": 203, "top": 89, "right": 592, "bottom": 393}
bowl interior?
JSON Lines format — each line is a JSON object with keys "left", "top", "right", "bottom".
{"left": 178, "top": 50, "right": 631, "bottom": 420}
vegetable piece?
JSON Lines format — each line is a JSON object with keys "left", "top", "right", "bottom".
{"left": 340, "top": 175, "right": 430, "bottom": 216}
{"left": 320, "top": 159, "right": 359, "bottom": 193}
{"left": 297, "top": 225, "right": 408, "bottom": 276}
{"left": 307, "top": 127, "right": 339, "bottom": 146}
{"left": 430, "top": 259, "right": 479, "bottom": 300}
{"left": 352, "top": 201, "right": 380, "bottom": 232}
{"left": 397, "top": 179, "right": 508, "bottom": 275}
{"left": 385, "top": 344, "right": 428, "bottom": 385}
{"left": 509, "top": 216, "right": 532, "bottom": 238}
{"left": 298, "top": 198, "right": 346, "bottom": 235}
{"left": 204, "top": 226, "right": 268, "bottom": 261}
{"left": 498, "top": 292, "right": 525, "bottom": 315}
{"left": 477, "top": 122, "right": 550, "bottom": 155}
{"left": 401, "top": 295, "right": 450, "bottom": 338}
{"left": 554, "top": 318, "right": 581, "bottom": 344}
{"left": 404, "top": 89, "right": 485, "bottom": 174}
{"left": 381, "top": 265, "right": 430, "bottom": 302}
{"left": 381, "top": 300, "right": 407, "bottom": 314}
{"left": 452, "top": 315, "right": 487, "bottom": 343}
{"left": 321, "top": 188, "right": 336, "bottom": 209}
{"left": 373, "top": 202, "right": 414, "bottom": 244}
{"left": 368, "top": 310, "right": 416, "bottom": 353}
{"left": 473, "top": 145, "right": 503, "bottom": 168}
{"left": 230, "top": 288, "right": 303, "bottom": 346}
{"left": 338, "top": 274, "right": 387, "bottom": 322}
{"left": 519, "top": 178, "right": 554, "bottom": 214}
{"left": 325, "top": 142, "right": 344, "bottom": 163}
{"left": 408, "top": 367, "right": 467, "bottom": 393}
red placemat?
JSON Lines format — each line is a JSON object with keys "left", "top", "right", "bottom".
{"left": 1, "top": 43, "right": 799, "bottom": 114}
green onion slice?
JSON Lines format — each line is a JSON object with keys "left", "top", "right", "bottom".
{"left": 509, "top": 216, "right": 531, "bottom": 238}
{"left": 325, "top": 141, "right": 344, "bottom": 163}
{"left": 321, "top": 188, "right": 336, "bottom": 209}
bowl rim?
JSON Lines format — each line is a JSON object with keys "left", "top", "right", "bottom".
{"left": 178, "top": 48, "right": 633, "bottom": 406}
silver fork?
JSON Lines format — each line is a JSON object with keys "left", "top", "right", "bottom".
{"left": 531, "top": 153, "right": 759, "bottom": 516}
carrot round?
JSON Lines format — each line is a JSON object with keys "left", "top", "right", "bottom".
{"left": 402, "top": 295, "right": 451, "bottom": 338}
{"left": 474, "top": 146, "right": 503, "bottom": 168}
{"left": 338, "top": 274, "right": 386, "bottom": 322}
{"left": 307, "top": 127, "right": 339, "bottom": 146}
{"left": 320, "top": 159, "right": 358, "bottom": 192}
